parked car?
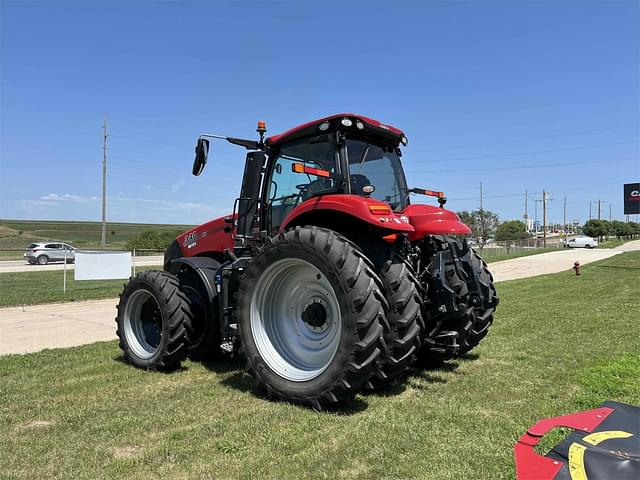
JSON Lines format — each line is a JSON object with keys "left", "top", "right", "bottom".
{"left": 24, "top": 242, "right": 75, "bottom": 265}
{"left": 565, "top": 236, "right": 598, "bottom": 249}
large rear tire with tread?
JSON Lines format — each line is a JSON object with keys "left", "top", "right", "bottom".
{"left": 366, "top": 248, "right": 423, "bottom": 389}
{"left": 418, "top": 236, "right": 498, "bottom": 362}
{"left": 116, "top": 270, "right": 191, "bottom": 370}
{"left": 237, "top": 226, "right": 387, "bottom": 409}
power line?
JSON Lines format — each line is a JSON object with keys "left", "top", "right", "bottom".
{"left": 410, "top": 156, "right": 638, "bottom": 174}
{"left": 411, "top": 122, "right": 639, "bottom": 152}
{"left": 408, "top": 139, "right": 638, "bottom": 164}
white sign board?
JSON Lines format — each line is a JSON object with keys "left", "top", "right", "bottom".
{"left": 74, "top": 251, "right": 131, "bottom": 280}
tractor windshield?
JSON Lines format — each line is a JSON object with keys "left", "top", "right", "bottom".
{"left": 345, "top": 139, "right": 408, "bottom": 211}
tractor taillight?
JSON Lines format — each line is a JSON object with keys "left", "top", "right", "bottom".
{"left": 368, "top": 205, "right": 391, "bottom": 215}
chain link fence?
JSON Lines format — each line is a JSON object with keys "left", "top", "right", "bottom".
{"left": 473, "top": 236, "right": 567, "bottom": 261}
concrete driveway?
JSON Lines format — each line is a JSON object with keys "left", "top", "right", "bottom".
{"left": 1, "top": 240, "right": 639, "bottom": 355}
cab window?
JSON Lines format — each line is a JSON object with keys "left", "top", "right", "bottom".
{"left": 268, "top": 136, "right": 337, "bottom": 232}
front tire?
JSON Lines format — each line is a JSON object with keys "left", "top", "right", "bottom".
{"left": 116, "top": 270, "right": 191, "bottom": 370}
{"left": 237, "top": 226, "right": 387, "bottom": 409}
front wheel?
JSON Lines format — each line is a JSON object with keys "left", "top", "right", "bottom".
{"left": 116, "top": 270, "right": 191, "bottom": 370}
{"left": 237, "top": 226, "right": 386, "bottom": 409}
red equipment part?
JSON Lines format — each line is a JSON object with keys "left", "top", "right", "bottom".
{"left": 515, "top": 407, "right": 614, "bottom": 480}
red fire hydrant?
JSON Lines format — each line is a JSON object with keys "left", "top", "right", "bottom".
{"left": 573, "top": 261, "right": 581, "bottom": 276}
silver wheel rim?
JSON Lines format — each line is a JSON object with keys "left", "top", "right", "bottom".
{"left": 250, "top": 258, "right": 342, "bottom": 382}
{"left": 123, "top": 289, "right": 163, "bottom": 360}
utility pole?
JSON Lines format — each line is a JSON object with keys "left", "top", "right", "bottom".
{"left": 589, "top": 201, "right": 592, "bottom": 220}
{"left": 524, "top": 190, "right": 529, "bottom": 231}
{"left": 597, "top": 199, "right": 601, "bottom": 221}
{"left": 543, "top": 190, "right": 548, "bottom": 248}
{"left": 563, "top": 195, "right": 567, "bottom": 238}
{"left": 609, "top": 203, "right": 612, "bottom": 222}
{"left": 479, "top": 182, "right": 484, "bottom": 245}
{"left": 101, "top": 115, "right": 108, "bottom": 247}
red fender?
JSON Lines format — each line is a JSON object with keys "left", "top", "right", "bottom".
{"left": 402, "top": 204, "right": 471, "bottom": 240}
{"left": 280, "top": 194, "right": 415, "bottom": 233}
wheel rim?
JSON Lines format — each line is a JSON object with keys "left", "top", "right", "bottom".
{"left": 250, "top": 258, "right": 342, "bottom": 382}
{"left": 123, "top": 289, "right": 163, "bottom": 359}
{"left": 38, "top": 256, "right": 47, "bottom": 264}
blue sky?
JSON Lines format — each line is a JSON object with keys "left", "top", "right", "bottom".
{"left": 1, "top": 0, "right": 638, "bottom": 226}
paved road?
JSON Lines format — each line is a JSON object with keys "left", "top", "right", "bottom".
{"left": 1, "top": 241, "right": 639, "bottom": 356}
{"left": 0, "top": 255, "right": 164, "bottom": 273}
{"left": 489, "top": 239, "right": 640, "bottom": 282}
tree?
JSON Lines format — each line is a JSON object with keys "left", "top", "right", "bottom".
{"left": 125, "top": 230, "right": 183, "bottom": 250}
{"left": 457, "top": 209, "right": 499, "bottom": 244}
{"left": 582, "top": 220, "right": 609, "bottom": 241}
{"left": 496, "top": 220, "right": 531, "bottom": 241}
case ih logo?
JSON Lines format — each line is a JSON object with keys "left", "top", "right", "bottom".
{"left": 624, "top": 183, "right": 640, "bottom": 214}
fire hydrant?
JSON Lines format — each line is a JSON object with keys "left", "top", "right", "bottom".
{"left": 573, "top": 261, "right": 581, "bottom": 276}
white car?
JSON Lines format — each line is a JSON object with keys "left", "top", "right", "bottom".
{"left": 566, "top": 236, "right": 598, "bottom": 249}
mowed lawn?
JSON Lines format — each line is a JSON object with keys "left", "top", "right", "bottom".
{"left": 0, "top": 266, "right": 161, "bottom": 307}
{"left": 1, "top": 253, "right": 638, "bottom": 479}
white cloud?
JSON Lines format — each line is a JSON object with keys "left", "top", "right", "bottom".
{"left": 39, "top": 193, "right": 98, "bottom": 204}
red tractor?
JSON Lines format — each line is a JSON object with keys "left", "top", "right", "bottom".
{"left": 116, "top": 114, "right": 498, "bottom": 408}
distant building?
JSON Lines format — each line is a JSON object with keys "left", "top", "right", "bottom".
{"left": 523, "top": 216, "right": 534, "bottom": 232}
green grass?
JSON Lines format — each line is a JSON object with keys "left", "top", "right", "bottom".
{"left": 0, "top": 219, "right": 192, "bottom": 252}
{"left": 1, "top": 253, "right": 638, "bottom": 479}
{"left": 482, "top": 247, "right": 551, "bottom": 263}
{"left": 0, "top": 266, "right": 161, "bottom": 307}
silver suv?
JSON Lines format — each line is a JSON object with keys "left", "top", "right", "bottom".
{"left": 24, "top": 242, "right": 75, "bottom": 265}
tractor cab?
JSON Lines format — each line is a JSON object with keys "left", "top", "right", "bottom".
{"left": 193, "top": 114, "right": 430, "bottom": 247}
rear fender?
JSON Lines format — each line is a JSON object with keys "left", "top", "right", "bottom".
{"left": 403, "top": 204, "right": 471, "bottom": 241}
{"left": 164, "top": 256, "right": 221, "bottom": 304}
{"left": 280, "top": 194, "right": 415, "bottom": 234}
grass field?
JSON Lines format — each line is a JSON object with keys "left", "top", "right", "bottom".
{"left": 0, "top": 219, "right": 192, "bottom": 255}
{"left": 1, "top": 252, "right": 638, "bottom": 479}
{"left": 0, "top": 266, "right": 161, "bottom": 307}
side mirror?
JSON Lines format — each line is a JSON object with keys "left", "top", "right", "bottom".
{"left": 192, "top": 138, "right": 210, "bottom": 176}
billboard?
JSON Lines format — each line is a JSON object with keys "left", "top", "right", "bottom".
{"left": 624, "top": 183, "right": 640, "bottom": 215}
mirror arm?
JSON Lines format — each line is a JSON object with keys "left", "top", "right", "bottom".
{"left": 198, "top": 134, "right": 261, "bottom": 151}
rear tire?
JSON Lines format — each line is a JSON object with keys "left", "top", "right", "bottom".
{"left": 36, "top": 255, "right": 48, "bottom": 265}
{"left": 418, "top": 236, "right": 498, "bottom": 362}
{"left": 237, "top": 226, "right": 387, "bottom": 409}
{"left": 366, "top": 248, "right": 422, "bottom": 389}
{"left": 116, "top": 270, "right": 191, "bottom": 370}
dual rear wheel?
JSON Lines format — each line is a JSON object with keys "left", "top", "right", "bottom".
{"left": 115, "top": 230, "right": 496, "bottom": 407}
